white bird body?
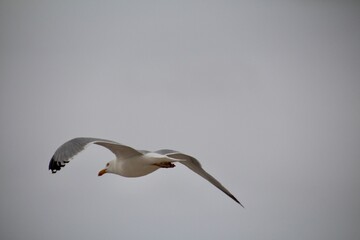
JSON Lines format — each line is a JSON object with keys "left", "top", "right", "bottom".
{"left": 49, "top": 137, "right": 244, "bottom": 207}
{"left": 108, "top": 156, "right": 158, "bottom": 177}
{"left": 109, "top": 153, "right": 183, "bottom": 177}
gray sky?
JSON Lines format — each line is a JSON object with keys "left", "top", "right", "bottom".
{"left": 1, "top": 1, "right": 359, "bottom": 239}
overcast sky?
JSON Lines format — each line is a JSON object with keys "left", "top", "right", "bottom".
{"left": 0, "top": 1, "right": 359, "bottom": 240}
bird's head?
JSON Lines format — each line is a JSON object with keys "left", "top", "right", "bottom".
{"left": 98, "top": 160, "right": 115, "bottom": 176}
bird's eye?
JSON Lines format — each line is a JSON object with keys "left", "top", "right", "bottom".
{"left": 106, "top": 163, "right": 109, "bottom": 167}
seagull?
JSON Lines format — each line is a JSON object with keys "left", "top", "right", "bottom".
{"left": 49, "top": 137, "right": 244, "bottom": 207}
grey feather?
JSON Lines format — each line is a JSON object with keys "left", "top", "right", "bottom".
{"left": 49, "top": 137, "right": 142, "bottom": 173}
{"left": 164, "top": 152, "right": 244, "bottom": 207}
{"left": 154, "top": 149, "right": 179, "bottom": 155}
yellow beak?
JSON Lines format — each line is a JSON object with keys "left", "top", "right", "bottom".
{"left": 98, "top": 168, "right": 107, "bottom": 176}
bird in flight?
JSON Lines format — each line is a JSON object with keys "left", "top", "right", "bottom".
{"left": 49, "top": 137, "right": 244, "bottom": 207}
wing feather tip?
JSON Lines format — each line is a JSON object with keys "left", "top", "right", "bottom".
{"left": 49, "top": 156, "right": 62, "bottom": 173}
{"left": 232, "top": 196, "right": 245, "bottom": 208}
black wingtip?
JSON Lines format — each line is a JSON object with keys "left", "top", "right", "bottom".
{"left": 230, "top": 195, "right": 245, "bottom": 208}
{"left": 49, "top": 156, "right": 60, "bottom": 173}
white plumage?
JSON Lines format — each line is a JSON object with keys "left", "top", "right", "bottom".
{"left": 49, "top": 137, "right": 243, "bottom": 207}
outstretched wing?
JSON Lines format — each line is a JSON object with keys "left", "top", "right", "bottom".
{"left": 49, "top": 137, "right": 143, "bottom": 173}
{"left": 159, "top": 149, "right": 244, "bottom": 207}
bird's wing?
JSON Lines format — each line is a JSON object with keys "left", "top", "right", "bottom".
{"left": 49, "top": 137, "right": 143, "bottom": 173}
{"left": 161, "top": 150, "right": 244, "bottom": 207}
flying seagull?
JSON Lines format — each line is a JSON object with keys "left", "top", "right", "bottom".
{"left": 49, "top": 137, "right": 244, "bottom": 207}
